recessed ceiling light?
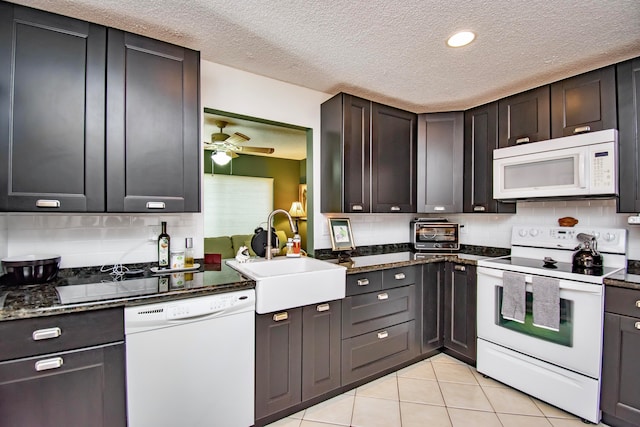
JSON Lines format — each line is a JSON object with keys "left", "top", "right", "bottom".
{"left": 447, "top": 31, "right": 476, "bottom": 48}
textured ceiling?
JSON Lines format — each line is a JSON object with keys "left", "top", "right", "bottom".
{"left": 9, "top": 0, "right": 640, "bottom": 113}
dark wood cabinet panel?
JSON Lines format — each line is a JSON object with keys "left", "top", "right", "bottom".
{"left": 382, "top": 266, "right": 418, "bottom": 290}
{"left": 498, "top": 86, "right": 550, "bottom": 147}
{"left": 550, "top": 66, "right": 617, "bottom": 138}
{"left": 346, "top": 270, "right": 383, "bottom": 296}
{"left": 616, "top": 57, "right": 640, "bottom": 213}
{"left": 371, "top": 103, "right": 417, "bottom": 213}
{"left": 422, "top": 262, "right": 444, "bottom": 354}
{"left": 255, "top": 308, "right": 303, "bottom": 419}
{"left": 463, "top": 103, "right": 516, "bottom": 214}
{"left": 0, "top": 4, "right": 106, "bottom": 212}
{"left": 301, "top": 300, "right": 342, "bottom": 401}
{"left": 106, "top": 30, "right": 200, "bottom": 212}
{"left": 417, "top": 112, "right": 464, "bottom": 213}
{"left": 443, "top": 263, "right": 477, "bottom": 365}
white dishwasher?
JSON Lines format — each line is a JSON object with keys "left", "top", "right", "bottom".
{"left": 125, "top": 289, "right": 255, "bottom": 427}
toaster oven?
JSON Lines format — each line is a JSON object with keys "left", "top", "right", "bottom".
{"left": 410, "top": 219, "right": 459, "bottom": 251}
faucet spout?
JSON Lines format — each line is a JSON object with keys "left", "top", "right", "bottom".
{"left": 265, "top": 209, "right": 298, "bottom": 260}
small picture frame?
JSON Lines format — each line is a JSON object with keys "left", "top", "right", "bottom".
{"left": 328, "top": 218, "right": 356, "bottom": 252}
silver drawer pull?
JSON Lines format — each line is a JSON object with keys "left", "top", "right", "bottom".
{"left": 377, "top": 331, "right": 389, "bottom": 339}
{"left": 390, "top": 206, "right": 401, "bottom": 211}
{"left": 352, "top": 205, "right": 363, "bottom": 211}
{"left": 317, "top": 303, "right": 330, "bottom": 312}
{"left": 434, "top": 206, "right": 445, "bottom": 211}
{"left": 635, "top": 322, "right": 640, "bottom": 330}
{"left": 574, "top": 126, "right": 591, "bottom": 134}
{"left": 146, "top": 202, "right": 166, "bottom": 209}
{"left": 32, "top": 327, "right": 62, "bottom": 341}
{"left": 515, "top": 137, "right": 530, "bottom": 144}
{"left": 394, "top": 273, "right": 406, "bottom": 280}
{"left": 35, "top": 357, "right": 64, "bottom": 372}
{"left": 473, "top": 205, "right": 486, "bottom": 212}
{"left": 272, "top": 312, "right": 288, "bottom": 322}
{"left": 377, "top": 293, "right": 388, "bottom": 300}
{"left": 36, "top": 199, "right": 60, "bottom": 208}
{"left": 357, "top": 278, "right": 370, "bottom": 286}
{"left": 454, "top": 265, "right": 466, "bottom": 272}
{"left": 636, "top": 300, "right": 640, "bottom": 308}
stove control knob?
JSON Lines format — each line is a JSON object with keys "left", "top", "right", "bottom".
{"left": 604, "top": 232, "right": 616, "bottom": 242}
{"left": 592, "top": 232, "right": 600, "bottom": 239}
{"left": 518, "top": 229, "right": 528, "bottom": 237}
{"left": 529, "top": 229, "right": 539, "bottom": 237}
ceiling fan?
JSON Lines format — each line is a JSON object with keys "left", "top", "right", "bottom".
{"left": 203, "top": 120, "right": 275, "bottom": 162}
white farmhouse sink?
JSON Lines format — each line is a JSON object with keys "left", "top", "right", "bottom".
{"left": 226, "top": 257, "right": 346, "bottom": 314}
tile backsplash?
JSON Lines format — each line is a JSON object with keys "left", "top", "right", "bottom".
{"left": 1, "top": 199, "right": 638, "bottom": 269}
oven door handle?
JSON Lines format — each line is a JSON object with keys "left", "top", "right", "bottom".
{"left": 477, "top": 267, "right": 604, "bottom": 294}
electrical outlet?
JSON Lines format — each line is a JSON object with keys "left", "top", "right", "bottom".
{"left": 148, "top": 225, "right": 161, "bottom": 241}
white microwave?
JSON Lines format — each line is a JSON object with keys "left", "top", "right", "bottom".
{"left": 493, "top": 129, "right": 618, "bottom": 201}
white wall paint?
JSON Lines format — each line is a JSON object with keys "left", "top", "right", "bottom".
{"left": 1, "top": 61, "right": 638, "bottom": 267}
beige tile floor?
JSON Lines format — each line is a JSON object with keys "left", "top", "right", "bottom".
{"left": 265, "top": 353, "right": 610, "bottom": 427}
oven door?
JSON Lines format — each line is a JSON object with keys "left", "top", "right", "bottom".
{"left": 476, "top": 266, "right": 604, "bottom": 378}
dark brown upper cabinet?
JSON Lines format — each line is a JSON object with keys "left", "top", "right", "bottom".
{"left": 0, "top": 2, "right": 200, "bottom": 213}
{"left": 498, "top": 86, "right": 550, "bottom": 147}
{"left": 0, "top": 4, "right": 106, "bottom": 212}
{"left": 463, "top": 103, "right": 516, "bottom": 214}
{"left": 550, "top": 66, "right": 617, "bottom": 138}
{"left": 321, "top": 93, "right": 417, "bottom": 213}
{"left": 616, "top": 57, "right": 640, "bottom": 213}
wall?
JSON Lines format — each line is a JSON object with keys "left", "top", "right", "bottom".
{"left": 0, "top": 214, "right": 7, "bottom": 260}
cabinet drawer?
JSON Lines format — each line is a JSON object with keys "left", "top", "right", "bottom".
{"left": 342, "top": 285, "right": 416, "bottom": 338}
{"left": 383, "top": 266, "right": 417, "bottom": 290}
{"left": 341, "top": 320, "right": 418, "bottom": 385}
{"left": 0, "top": 308, "right": 124, "bottom": 361}
{"left": 605, "top": 286, "right": 640, "bottom": 319}
{"left": 346, "top": 271, "right": 383, "bottom": 296}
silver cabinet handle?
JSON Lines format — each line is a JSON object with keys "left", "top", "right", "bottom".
{"left": 32, "top": 327, "right": 62, "bottom": 341}
{"left": 434, "top": 206, "right": 445, "bottom": 211}
{"left": 36, "top": 199, "right": 60, "bottom": 208}
{"left": 394, "top": 273, "right": 406, "bottom": 280}
{"left": 473, "top": 205, "right": 486, "bottom": 212}
{"left": 317, "top": 303, "right": 330, "bottom": 312}
{"left": 146, "top": 202, "right": 166, "bottom": 209}
{"left": 357, "top": 278, "right": 369, "bottom": 286}
{"left": 377, "top": 293, "right": 389, "bottom": 300}
{"left": 377, "top": 331, "right": 388, "bottom": 339}
{"left": 635, "top": 300, "right": 640, "bottom": 309}
{"left": 635, "top": 322, "right": 640, "bottom": 330}
{"left": 454, "top": 265, "right": 466, "bottom": 272}
{"left": 35, "top": 357, "right": 64, "bottom": 372}
{"left": 515, "top": 137, "right": 530, "bottom": 144}
{"left": 390, "top": 206, "right": 401, "bottom": 211}
{"left": 272, "top": 312, "right": 288, "bottom": 322}
{"left": 574, "top": 126, "right": 591, "bottom": 134}
{"left": 352, "top": 205, "right": 363, "bottom": 211}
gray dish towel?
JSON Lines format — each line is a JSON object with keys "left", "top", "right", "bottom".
{"left": 532, "top": 276, "right": 560, "bottom": 331}
{"left": 501, "top": 271, "right": 526, "bottom": 323}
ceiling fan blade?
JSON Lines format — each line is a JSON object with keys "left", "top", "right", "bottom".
{"left": 238, "top": 146, "right": 275, "bottom": 154}
{"left": 227, "top": 151, "right": 240, "bottom": 159}
{"left": 226, "top": 132, "right": 250, "bottom": 145}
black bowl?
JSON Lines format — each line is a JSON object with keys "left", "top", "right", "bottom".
{"left": 1, "top": 254, "right": 61, "bottom": 285}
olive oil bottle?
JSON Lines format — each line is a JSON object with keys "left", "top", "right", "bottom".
{"left": 158, "top": 221, "right": 170, "bottom": 269}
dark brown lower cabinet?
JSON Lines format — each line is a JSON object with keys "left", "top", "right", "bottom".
{"left": 255, "top": 300, "right": 342, "bottom": 421}
{"left": 443, "top": 263, "right": 477, "bottom": 365}
{"left": 422, "top": 262, "right": 444, "bottom": 354}
{"left": 0, "top": 343, "right": 125, "bottom": 427}
{"left": 601, "top": 286, "right": 640, "bottom": 427}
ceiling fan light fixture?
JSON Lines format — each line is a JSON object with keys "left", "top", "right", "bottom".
{"left": 211, "top": 150, "right": 232, "bottom": 165}
{"left": 447, "top": 31, "right": 475, "bottom": 48}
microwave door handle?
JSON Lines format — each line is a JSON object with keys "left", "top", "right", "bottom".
{"left": 578, "top": 154, "right": 586, "bottom": 188}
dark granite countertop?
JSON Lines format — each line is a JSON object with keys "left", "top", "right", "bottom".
{"left": 604, "top": 271, "right": 640, "bottom": 291}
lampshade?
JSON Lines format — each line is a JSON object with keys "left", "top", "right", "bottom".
{"left": 211, "top": 150, "right": 232, "bottom": 166}
{"left": 289, "top": 201, "right": 305, "bottom": 218}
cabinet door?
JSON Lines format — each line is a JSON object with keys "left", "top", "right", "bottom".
{"left": 302, "top": 300, "right": 341, "bottom": 401}
{"left": 616, "top": 58, "right": 640, "bottom": 213}
{"left": 371, "top": 103, "right": 417, "bottom": 213}
{"left": 550, "top": 66, "right": 617, "bottom": 138}
{"left": 443, "top": 263, "right": 477, "bottom": 365}
{"left": 463, "top": 103, "right": 516, "bottom": 214}
{"left": 0, "top": 4, "right": 106, "bottom": 212}
{"left": 417, "top": 113, "right": 464, "bottom": 213}
{"left": 0, "top": 343, "right": 125, "bottom": 427}
{"left": 422, "top": 262, "right": 444, "bottom": 354}
{"left": 255, "top": 308, "right": 302, "bottom": 419}
{"left": 106, "top": 30, "right": 200, "bottom": 212}
{"left": 498, "top": 86, "right": 550, "bottom": 147}
{"left": 601, "top": 312, "right": 640, "bottom": 426}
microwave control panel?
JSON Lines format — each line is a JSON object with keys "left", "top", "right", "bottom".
{"left": 590, "top": 143, "right": 616, "bottom": 193}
